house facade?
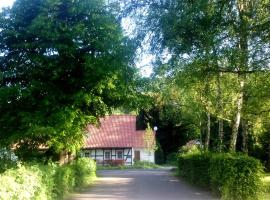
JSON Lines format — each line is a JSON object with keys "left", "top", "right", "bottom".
{"left": 82, "top": 115, "right": 155, "bottom": 165}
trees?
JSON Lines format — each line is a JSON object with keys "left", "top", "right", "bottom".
{"left": 0, "top": 0, "right": 135, "bottom": 153}
{"left": 123, "top": 0, "right": 270, "bottom": 153}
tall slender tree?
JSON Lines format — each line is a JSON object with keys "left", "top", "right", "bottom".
{"left": 123, "top": 0, "right": 270, "bottom": 152}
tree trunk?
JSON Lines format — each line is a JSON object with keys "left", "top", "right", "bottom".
{"left": 217, "top": 72, "right": 224, "bottom": 152}
{"left": 199, "top": 119, "right": 203, "bottom": 148}
{"left": 229, "top": 79, "right": 244, "bottom": 152}
{"left": 59, "top": 150, "right": 67, "bottom": 165}
{"left": 229, "top": 0, "right": 248, "bottom": 153}
{"left": 241, "top": 119, "right": 248, "bottom": 153}
{"left": 218, "top": 119, "right": 224, "bottom": 152}
{"left": 205, "top": 112, "right": 211, "bottom": 151}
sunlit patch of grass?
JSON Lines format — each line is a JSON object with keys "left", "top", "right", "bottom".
{"left": 262, "top": 173, "right": 270, "bottom": 200}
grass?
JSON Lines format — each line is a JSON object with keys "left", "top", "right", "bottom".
{"left": 97, "top": 161, "right": 160, "bottom": 170}
{"left": 263, "top": 173, "right": 270, "bottom": 200}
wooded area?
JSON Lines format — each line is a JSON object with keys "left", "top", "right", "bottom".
{"left": 0, "top": 0, "right": 270, "bottom": 199}
{"left": 0, "top": 0, "right": 138, "bottom": 159}
{"left": 121, "top": 0, "right": 270, "bottom": 170}
{"left": 0, "top": 0, "right": 269, "bottom": 173}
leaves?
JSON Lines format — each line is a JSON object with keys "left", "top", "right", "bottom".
{"left": 0, "top": 0, "right": 136, "bottom": 153}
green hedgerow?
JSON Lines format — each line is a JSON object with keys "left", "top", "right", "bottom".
{"left": 178, "top": 152, "right": 263, "bottom": 200}
{"left": 72, "top": 157, "right": 96, "bottom": 188}
{"left": 0, "top": 158, "right": 96, "bottom": 200}
{"left": 54, "top": 165, "right": 76, "bottom": 199}
{"left": 210, "top": 153, "right": 263, "bottom": 200}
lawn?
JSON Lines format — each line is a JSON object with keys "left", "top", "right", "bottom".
{"left": 97, "top": 161, "right": 160, "bottom": 170}
{"left": 263, "top": 173, "right": 270, "bottom": 200}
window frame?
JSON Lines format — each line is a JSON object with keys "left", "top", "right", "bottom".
{"left": 116, "top": 150, "right": 123, "bottom": 159}
{"left": 104, "top": 151, "right": 111, "bottom": 160}
{"left": 84, "top": 152, "right": 90, "bottom": 157}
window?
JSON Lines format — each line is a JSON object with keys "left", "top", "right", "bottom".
{"left": 84, "top": 152, "right": 90, "bottom": 157}
{"left": 105, "top": 151, "right": 110, "bottom": 160}
{"left": 117, "top": 151, "right": 123, "bottom": 159}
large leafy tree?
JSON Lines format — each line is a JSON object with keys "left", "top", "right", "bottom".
{"left": 124, "top": 0, "right": 270, "bottom": 152}
{"left": 0, "top": 0, "right": 136, "bottom": 152}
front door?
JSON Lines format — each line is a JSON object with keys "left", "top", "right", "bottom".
{"left": 134, "top": 150, "right": 140, "bottom": 161}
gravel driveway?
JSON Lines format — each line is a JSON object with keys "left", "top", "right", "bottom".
{"left": 71, "top": 169, "right": 219, "bottom": 200}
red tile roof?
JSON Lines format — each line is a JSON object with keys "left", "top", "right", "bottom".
{"left": 85, "top": 115, "right": 150, "bottom": 148}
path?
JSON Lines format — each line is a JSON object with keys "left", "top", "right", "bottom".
{"left": 71, "top": 169, "right": 219, "bottom": 200}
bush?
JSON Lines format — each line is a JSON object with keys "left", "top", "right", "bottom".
{"left": 178, "top": 152, "right": 263, "bottom": 200}
{"left": 166, "top": 152, "right": 178, "bottom": 166}
{"left": 54, "top": 165, "right": 76, "bottom": 199}
{"left": 178, "top": 153, "right": 211, "bottom": 187}
{"left": 179, "top": 141, "right": 201, "bottom": 155}
{"left": 0, "top": 158, "right": 96, "bottom": 200}
{"left": 73, "top": 157, "right": 96, "bottom": 187}
{"left": 133, "top": 161, "right": 159, "bottom": 169}
{"left": 155, "top": 142, "right": 165, "bottom": 164}
{"left": 210, "top": 154, "right": 263, "bottom": 200}
{"left": 0, "top": 163, "right": 56, "bottom": 200}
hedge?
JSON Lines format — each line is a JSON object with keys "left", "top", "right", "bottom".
{"left": 0, "top": 157, "right": 96, "bottom": 200}
{"left": 178, "top": 153, "right": 263, "bottom": 200}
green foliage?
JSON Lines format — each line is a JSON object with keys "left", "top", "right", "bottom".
{"left": 133, "top": 161, "right": 159, "bottom": 169}
{"left": 178, "top": 153, "right": 211, "bottom": 187}
{"left": 155, "top": 141, "right": 165, "bottom": 164}
{"left": 0, "top": 164, "right": 56, "bottom": 200}
{"left": 136, "top": 81, "right": 201, "bottom": 161}
{"left": 72, "top": 157, "right": 96, "bottom": 187}
{"left": 97, "top": 161, "right": 160, "bottom": 170}
{"left": 54, "top": 165, "right": 76, "bottom": 199}
{"left": 179, "top": 143, "right": 201, "bottom": 155}
{"left": 144, "top": 123, "right": 157, "bottom": 152}
{"left": 178, "top": 152, "right": 264, "bottom": 200}
{"left": 0, "top": 158, "right": 96, "bottom": 200}
{"left": 262, "top": 173, "right": 270, "bottom": 199}
{"left": 124, "top": 0, "right": 270, "bottom": 154}
{"left": 0, "top": 0, "right": 136, "bottom": 153}
{"left": 166, "top": 152, "right": 178, "bottom": 166}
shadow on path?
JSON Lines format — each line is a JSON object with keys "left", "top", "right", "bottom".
{"left": 70, "top": 169, "right": 219, "bottom": 200}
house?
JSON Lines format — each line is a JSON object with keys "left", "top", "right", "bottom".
{"left": 82, "top": 115, "right": 156, "bottom": 166}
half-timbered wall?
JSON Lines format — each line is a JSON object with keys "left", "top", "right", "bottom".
{"left": 82, "top": 148, "right": 133, "bottom": 166}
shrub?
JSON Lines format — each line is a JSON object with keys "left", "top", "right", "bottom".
{"left": 178, "top": 152, "right": 263, "bottom": 200}
{"left": 179, "top": 141, "right": 201, "bottom": 155}
{"left": 133, "top": 161, "right": 159, "bottom": 169}
{"left": 73, "top": 157, "right": 96, "bottom": 187}
{"left": 0, "top": 163, "right": 56, "bottom": 200}
{"left": 155, "top": 142, "right": 165, "bottom": 164}
{"left": 54, "top": 165, "right": 76, "bottom": 199}
{"left": 178, "top": 153, "right": 211, "bottom": 187}
{"left": 0, "top": 158, "right": 96, "bottom": 200}
{"left": 166, "top": 152, "right": 178, "bottom": 166}
{"left": 210, "top": 154, "right": 263, "bottom": 200}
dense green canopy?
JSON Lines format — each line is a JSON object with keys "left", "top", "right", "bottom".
{"left": 0, "top": 0, "right": 136, "bottom": 152}
{"left": 122, "top": 0, "right": 270, "bottom": 159}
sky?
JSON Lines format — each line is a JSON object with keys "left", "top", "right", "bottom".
{"left": 0, "top": 0, "right": 153, "bottom": 77}
{"left": 0, "top": 0, "right": 14, "bottom": 10}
